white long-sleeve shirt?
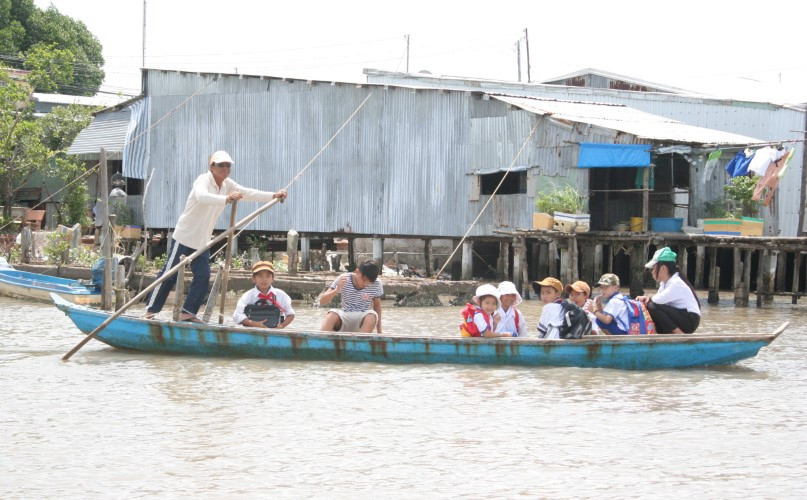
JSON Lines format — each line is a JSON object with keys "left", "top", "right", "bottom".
{"left": 171, "top": 171, "right": 277, "bottom": 250}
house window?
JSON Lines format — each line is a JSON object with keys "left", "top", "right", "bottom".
{"left": 480, "top": 170, "right": 527, "bottom": 195}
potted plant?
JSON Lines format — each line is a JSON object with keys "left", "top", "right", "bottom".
{"left": 111, "top": 203, "right": 141, "bottom": 240}
{"left": 703, "top": 177, "right": 762, "bottom": 236}
{"left": 534, "top": 184, "right": 589, "bottom": 232}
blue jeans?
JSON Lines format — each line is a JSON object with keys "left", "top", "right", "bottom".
{"left": 145, "top": 239, "right": 211, "bottom": 316}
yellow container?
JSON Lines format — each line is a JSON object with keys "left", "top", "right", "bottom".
{"left": 630, "top": 217, "right": 644, "bottom": 232}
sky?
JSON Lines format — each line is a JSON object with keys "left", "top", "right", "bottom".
{"left": 35, "top": 0, "right": 807, "bottom": 106}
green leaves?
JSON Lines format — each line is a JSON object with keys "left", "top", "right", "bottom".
{"left": 1, "top": 1, "right": 105, "bottom": 95}
{"left": 534, "top": 183, "right": 587, "bottom": 215}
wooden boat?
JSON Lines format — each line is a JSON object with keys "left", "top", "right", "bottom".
{"left": 0, "top": 269, "right": 101, "bottom": 305}
{"left": 52, "top": 294, "right": 785, "bottom": 369}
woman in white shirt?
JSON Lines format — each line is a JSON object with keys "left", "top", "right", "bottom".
{"left": 636, "top": 247, "right": 701, "bottom": 334}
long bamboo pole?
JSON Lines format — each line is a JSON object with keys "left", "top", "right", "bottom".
{"left": 62, "top": 198, "right": 281, "bottom": 361}
{"left": 219, "top": 202, "right": 238, "bottom": 324}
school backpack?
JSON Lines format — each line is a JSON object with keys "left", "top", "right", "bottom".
{"left": 621, "top": 297, "right": 657, "bottom": 335}
{"left": 245, "top": 295, "right": 284, "bottom": 328}
{"left": 460, "top": 303, "right": 490, "bottom": 337}
{"left": 556, "top": 300, "right": 592, "bottom": 339}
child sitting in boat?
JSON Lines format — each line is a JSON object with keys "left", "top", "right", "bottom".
{"left": 233, "top": 261, "right": 295, "bottom": 328}
{"left": 319, "top": 259, "right": 383, "bottom": 333}
{"left": 590, "top": 273, "right": 630, "bottom": 335}
{"left": 494, "top": 281, "right": 527, "bottom": 337}
{"left": 533, "top": 277, "right": 566, "bottom": 339}
{"left": 565, "top": 280, "right": 601, "bottom": 335}
{"left": 460, "top": 284, "right": 515, "bottom": 338}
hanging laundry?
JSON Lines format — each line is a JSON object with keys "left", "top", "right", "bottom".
{"left": 752, "top": 150, "right": 790, "bottom": 206}
{"left": 724, "top": 148, "right": 754, "bottom": 178}
{"left": 777, "top": 147, "right": 796, "bottom": 178}
{"left": 747, "top": 146, "right": 779, "bottom": 177}
{"left": 704, "top": 149, "right": 722, "bottom": 179}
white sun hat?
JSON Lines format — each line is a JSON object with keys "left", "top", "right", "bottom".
{"left": 208, "top": 150, "right": 234, "bottom": 165}
{"left": 497, "top": 281, "right": 522, "bottom": 306}
{"left": 472, "top": 283, "right": 501, "bottom": 307}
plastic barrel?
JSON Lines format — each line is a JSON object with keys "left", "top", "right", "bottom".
{"left": 630, "top": 217, "right": 644, "bottom": 232}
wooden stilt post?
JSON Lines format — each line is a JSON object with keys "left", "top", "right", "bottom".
{"left": 498, "top": 240, "right": 510, "bottom": 281}
{"left": 559, "top": 246, "right": 569, "bottom": 284}
{"left": 762, "top": 249, "right": 774, "bottom": 306}
{"left": 424, "top": 239, "right": 433, "bottom": 277}
{"left": 513, "top": 237, "right": 524, "bottom": 294}
{"left": 570, "top": 235, "right": 579, "bottom": 283}
{"left": 461, "top": 241, "right": 473, "bottom": 280}
{"left": 173, "top": 261, "right": 186, "bottom": 321}
{"left": 792, "top": 251, "right": 802, "bottom": 305}
{"left": 694, "top": 245, "right": 705, "bottom": 289}
{"left": 739, "top": 249, "right": 752, "bottom": 307}
{"left": 756, "top": 249, "right": 767, "bottom": 307}
{"left": 100, "top": 149, "right": 113, "bottom": 311}
{"left": 347, "top": 237, "right": 356, "bottom": 270}
{"left": 372, "top": 236, "right": 383, "bottom": 270}
{"left": 547, "top": 240, "right": 558, "bottom": 278}
{"left": 733, "top": 247, "right": 742, "bottom": 291}
{"left": 538, "top": 243, "right": 548, "bottom": 279}
{"left": 202, "top": 264, "right": 223, "bottom": 323}
{"left": 520, "top": 237, "right": 529, "bottom": 299}
{"left": 607, "top": 244, "right": 614, "bottom": 274}
{"left": 708, "top": 247, "right": 719, "bottom": 304}
{"left": 775, "top": 250, "right": 786, "bottom": 293}
{"left": 594, "top": 244, "right": 603, "bottom": 281}
{"left": 114, "top": 263, "right": 126, "bottom": 310}
{"left": 680, "top": 246, "right": 689, "bottom": 281}
{"left": 287, "top": 229, "right": 300, "bottom": 276}
{"left": 300, "top": 235, "right": 311, "bottom": 272}
{"left": 630, "top": 244, "right": 644, "bottom": 299}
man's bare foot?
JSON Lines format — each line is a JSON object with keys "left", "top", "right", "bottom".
{"left": 179, "top": 314, "right": 203, "bottom": 323}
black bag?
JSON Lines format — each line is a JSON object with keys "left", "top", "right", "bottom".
{"left": 244, "top": 299, "right": 283, "bottom": 328}
{"left": 557, "top": 299, "right": 592, "bottom": 339}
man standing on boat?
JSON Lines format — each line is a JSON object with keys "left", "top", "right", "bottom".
{"left": 145, "top": 151, "right": 287, "bottom": 321}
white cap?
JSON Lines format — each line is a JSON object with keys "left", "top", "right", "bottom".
{"left": 497, "top": 281, "right": 522, "bottom": 306}
{"left": 209, "top": 150, "right": 234, "bottom": 165}
{"left": 473, "top": 283, "right": 500, "bottom": 307}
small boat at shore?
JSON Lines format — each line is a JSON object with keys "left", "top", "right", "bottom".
{"left": 52, "top": 294, "right": 785, "bottom": 370}
{"left": 0, "top": 269, "right": 101, "bottom": 305}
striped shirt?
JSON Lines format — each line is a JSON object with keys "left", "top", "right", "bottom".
{"left": 329, "top": 273, "right": 384, "bottom": 312}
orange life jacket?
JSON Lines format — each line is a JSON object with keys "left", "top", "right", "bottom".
{"left": 460, "top": 303, "right": 491, "bottom": 337}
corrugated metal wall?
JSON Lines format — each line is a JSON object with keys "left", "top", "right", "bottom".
{"left": 366, "top": 72, "right": 806, "bottom": 235}
{"left": 141, "top": 71, "right": 585, "bottom": 238}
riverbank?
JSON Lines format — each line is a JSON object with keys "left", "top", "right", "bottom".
{"left": 11, "top": 263, "right": 478, "bottom": 306}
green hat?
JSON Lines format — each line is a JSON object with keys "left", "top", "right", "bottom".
{"left": 645, "top": 247, "right": 677, "bottom": 269}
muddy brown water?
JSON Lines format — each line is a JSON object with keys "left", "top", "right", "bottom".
{"left": 1, "top": 294, "right": 805, "bottom": 497}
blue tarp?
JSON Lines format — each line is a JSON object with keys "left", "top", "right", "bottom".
{"left": 577, "top": 143, "right": 651, "bottom": 168}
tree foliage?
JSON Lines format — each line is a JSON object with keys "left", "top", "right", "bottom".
{"left": 0, "top": 69, "right": 96, "bottom": 225}
{"left": 0, "top": 0, "right": 104, "bottom": 95}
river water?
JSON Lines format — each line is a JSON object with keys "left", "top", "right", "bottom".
{"left": 1, "top": 293, "right": 805, "bottom": 498}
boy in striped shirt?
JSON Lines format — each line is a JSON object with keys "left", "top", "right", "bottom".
{"left": 319, "top": 260, "right": 384, "bottom": 333}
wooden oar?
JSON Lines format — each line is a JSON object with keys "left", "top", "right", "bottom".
{"left": 62, "top": 197, "right": 282, "bottom": 361}
{"left": 218, "top": 202, "right": 237, "bottom": 324}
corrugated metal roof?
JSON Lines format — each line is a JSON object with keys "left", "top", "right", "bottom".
{"left": 32, "top": 92, "right": 127, "bottom": 108}
{"left": 66, "top": 109, "right": 131, "bottom": 160}
{"left": 492, "top": 95, "right": 765, "bottom": 145}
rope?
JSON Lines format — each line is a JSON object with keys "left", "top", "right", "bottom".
{"left": 207, "top": 90, "right": 377, "bottom": 263}
{"left": 432, "top": 117, "right": 542, "bottom": 280}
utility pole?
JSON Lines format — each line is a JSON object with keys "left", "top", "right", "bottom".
{"left": 523, "top": 28, "right": 531, "bottom": 83}
{"left": 142, "top": 0, "right": 147, "bottom": 67}
{"left": 405, "top": 34, "right": 410, "bottom": 73}
{"left": 799, "top": 111, "right": 807, "bottom": 235}
{"left": 515, "top": 40, "right": 521, "bottom": 82}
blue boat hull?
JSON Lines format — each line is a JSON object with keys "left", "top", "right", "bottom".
{"left": 0, "top": 270, "right": 101, "bottom": 304}
{"left": 53, "top": 296, "right": 784, "bottom": 370}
